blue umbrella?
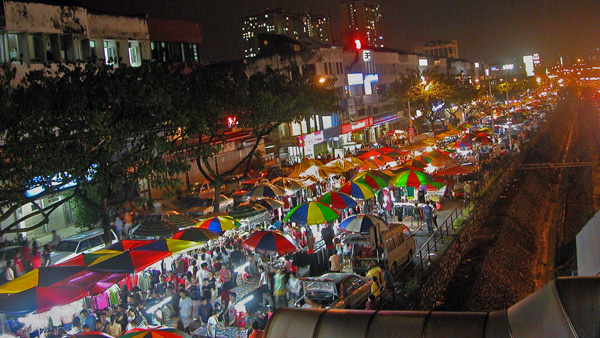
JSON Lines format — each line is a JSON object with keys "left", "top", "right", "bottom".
{"left": 338, "top": 214, "right": 389, "bottom": 234}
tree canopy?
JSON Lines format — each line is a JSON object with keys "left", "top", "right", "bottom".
{"left": 0, "top": 62, "right": 189, "bottom": 240}
{"left": 179, "top": 64, "right": 339, "bottom": 212}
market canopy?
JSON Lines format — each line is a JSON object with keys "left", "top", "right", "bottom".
{"left": 0, "top": 269, "right": 126, "bottom": 313}
{"left": 121, "top": 326, "right": 191, "bottom": 338}
{"left": 270, "top": 177, "right": 304, "bottom": 191}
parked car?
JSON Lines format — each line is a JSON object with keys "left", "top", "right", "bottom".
{"left": 183, "top": 181, "right": 226, "bottom": 199}
{"left": 185, "top": 194, "right": 234, "bottom": 218}
{"left": 295, "top": 273, "right": 372, "bottom": 309}
{"left": 51, "top": 229, "right": 118, "bottom": 265}
{"left": 222, "top": 174, "right": 251, "bottom": 194}
{"left": 0, "top": 246, "right": 21, "bottom": 276}
{"left": 231, "top": 178, "right": 261, "bottom": 206}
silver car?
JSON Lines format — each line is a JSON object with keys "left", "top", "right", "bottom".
{"left": 296, "top": 273, "right": 373, "bottom": 309}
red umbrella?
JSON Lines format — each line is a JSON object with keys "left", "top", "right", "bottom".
{"left": 357, "top": 150, "right": 384, "bottom": 159}
{"left": 242, "top": 231, "right": 296, "bottom": 256}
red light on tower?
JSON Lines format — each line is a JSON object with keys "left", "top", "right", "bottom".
{"left": 354, "top": 39, "right": 362, "bottom": 50}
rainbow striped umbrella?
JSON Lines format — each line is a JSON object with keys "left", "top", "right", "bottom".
{"left": 403, "top": 159, "right": 428, "bottom": 169}
{"left": 338, "top": 214, "right": 389, "bottom": 234}
{"left": 242, "top": 231, "right": 296, "bottom": 256}
{"left": 353, "top": 170, "right": 390, "bottom": 190}
{"left": 424, "top": 175, "right": 447, "bottom": 191}
{"left": 284, "top": 201, "right": 339, "bottom": 225}
{"left": 197, "top": 215, "right": 240, "bottom": 232}
{"left": 413, "top": 154, "right": 434, "bottom": 164}
{"left": 472, "top": 135, "right": 493, "bottom": 144}
{"left": 318, "top": 191, "right": 357, "bottom": 209}
{"left": 390, "top": 169, "right": 434, "bottom": 187}
{"left": 121, "top": 327, "right": 191, "bottom": 338}
{"left": 247, "top": 183, "right": 285, "bottom": 198}
{"left": 424, "top": 149, "right": 449, "bottom": 158}
{"left": 448, "top": 140, "right": 472, "bottom": 149}
{"left": 338, "top": 181, "right": 375, "bottom": 199}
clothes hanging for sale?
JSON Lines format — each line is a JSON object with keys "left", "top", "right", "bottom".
{"left": 108, "top": 284, "right": 121, "bottom": 306}
{"left": 138, "top": 271, "right": 152, "bottom": 293}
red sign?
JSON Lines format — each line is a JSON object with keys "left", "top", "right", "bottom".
{"left": 341, "top": 117, "right": 373, "bottom": 134}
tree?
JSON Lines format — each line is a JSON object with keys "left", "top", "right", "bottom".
{"left": 447, "top": 82, "right": 490, "bottom": 125}
{"left": 388, "top": 68, "right": 453, "bottom": 135}
{"left": 0, "top": 62, "right": 190, "bottom": 242}
{"left": 179, "top": 64, "right": 339, "bottom": 213}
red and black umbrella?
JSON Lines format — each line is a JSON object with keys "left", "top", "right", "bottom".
{"left": 172, "top": 228, "right": 219, "bottom": 242}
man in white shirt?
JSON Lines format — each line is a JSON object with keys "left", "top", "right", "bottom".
{"left": 329, "top": 252, "right": 341, "bottom": 273}
{"left": 178, "top": 289, "right": 193, "bottom": 329}
{"left": 196, "top": 262, "right": 210, "bottom": 284}
{"left": 207, "top": 311, "right": 219, "bottom": 338}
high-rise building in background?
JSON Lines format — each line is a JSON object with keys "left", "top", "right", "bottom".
{"left": 242, "top": 8, "right": 305, "bottom": 58}
{"left": 338, "top": 0, "right": 383, "bottom": 48}
{"left": 412, "top": 40, "right": 459, "bottom": 59}
{"left": 303, "top": 14, "right": 333, "bottom": 45}
{"left": 243, "top": 9, "right": 333, "bottom": 58}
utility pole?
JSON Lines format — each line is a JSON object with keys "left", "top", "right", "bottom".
{"left": 488, "top": 75, "right": 495, "bottom": 136}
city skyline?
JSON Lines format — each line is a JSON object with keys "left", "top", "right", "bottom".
{"left": 78, "top": 0, "right": 600, "bottom": 64}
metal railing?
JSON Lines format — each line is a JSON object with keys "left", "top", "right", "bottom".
{"left": 395, "top": 201, "right": 468, "bottom": 287}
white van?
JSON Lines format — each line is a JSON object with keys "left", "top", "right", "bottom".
{"left": 51, "top": 228, "right": 118, "bottom": 265}
{"left": 344, "top": 222, "right": 416, "bottom": 275}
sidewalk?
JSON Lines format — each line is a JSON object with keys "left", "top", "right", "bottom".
{"left": 31, "top": 226, "right": 81, "bottom": 247}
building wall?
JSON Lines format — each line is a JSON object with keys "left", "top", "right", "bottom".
{"left": 4, "top": 1, "right": 88, "bottom": 34}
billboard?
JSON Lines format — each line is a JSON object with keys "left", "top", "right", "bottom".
{"left": 523, "top": 55, "right": 535, "bottom": 77}
{"left": 533, "top": 53, "right": 541, "bottom": 65}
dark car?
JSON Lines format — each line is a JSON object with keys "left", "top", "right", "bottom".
{"left": 296, "top": 273, "right": 372, "bottom": 309}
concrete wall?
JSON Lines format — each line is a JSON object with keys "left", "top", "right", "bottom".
{"left": 409, "top": 161, "right": 518, "bottom": 310}
{"left": 4, "top": 1, "right": 88, "bottom": 34}
{"left": 88, "top": 13, "right": 149, "bottom": 41}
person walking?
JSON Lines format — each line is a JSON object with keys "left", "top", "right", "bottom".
{"left": 422, "top": 201, "right": 434, "bottom": 233}
{"left": 329, "top": 252, "right": 341, "bottom": 273}
{"left": 4, "top": 261, "right": 14, "bottom": 281}
{"left": 258, "top": 265, "right": 273, "bottom": 308}
{"left": 272, "top": 269, "right": 287, "bottom": 309}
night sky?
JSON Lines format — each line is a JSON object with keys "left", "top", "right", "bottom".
{"left": 79, "top": 0, "right": 600, "bottom": 65}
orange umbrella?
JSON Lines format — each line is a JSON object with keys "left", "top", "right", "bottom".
{"left": 436, "top": 165, "right": 477, "bottom": 175}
